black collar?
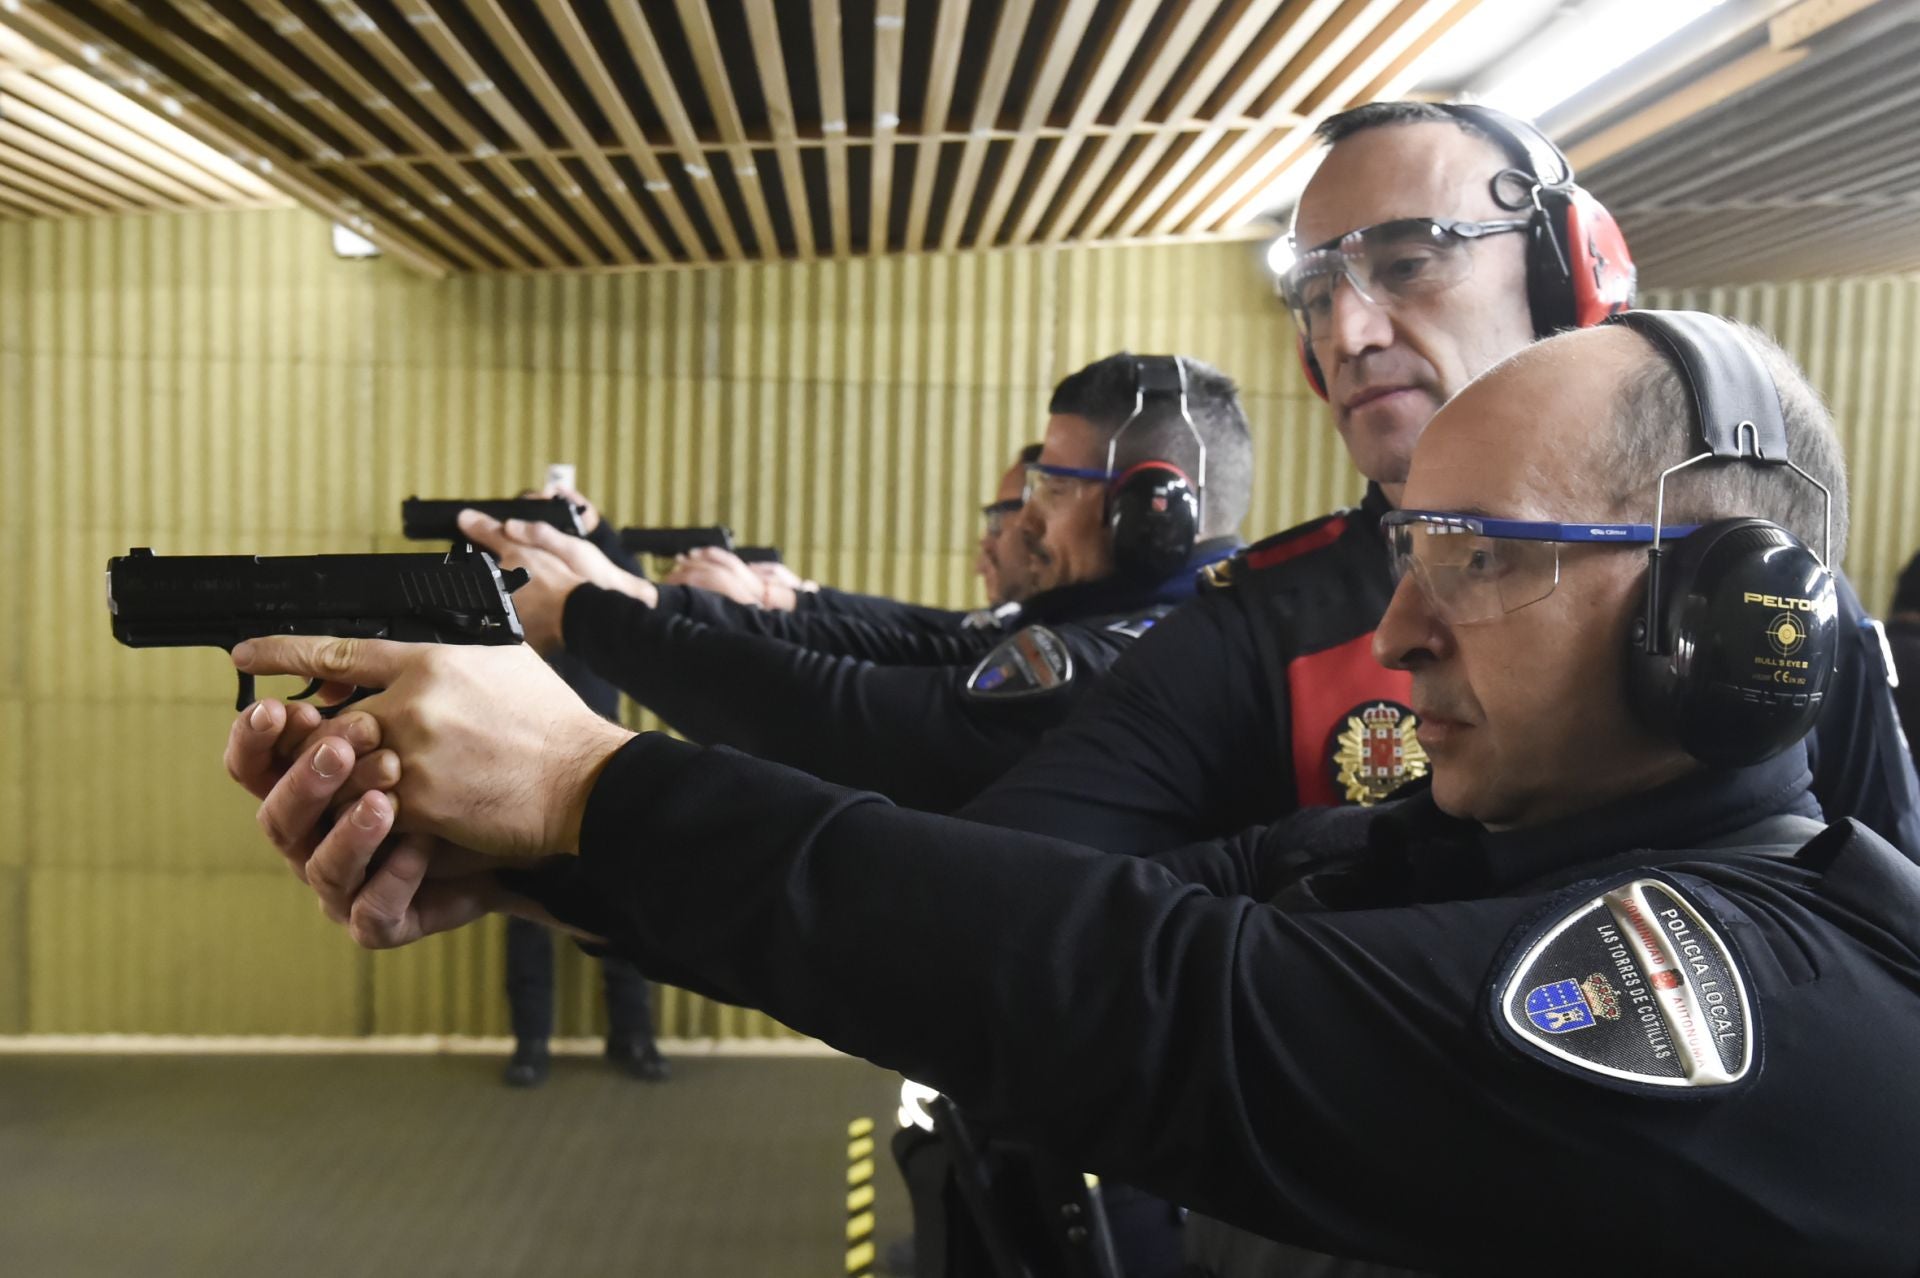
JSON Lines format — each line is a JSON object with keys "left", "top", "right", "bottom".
{"left": 1019, "top": 537, "right": 1240, "bottom": 624}
{"left": 1325, "top": 743, "right": 1821, "bottom": 904}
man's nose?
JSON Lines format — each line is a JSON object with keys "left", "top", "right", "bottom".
{"left": 1326, "top": 271, "right": 1394, "bottom": 366}
{"left": 1374, "top": 573, "right": 1448, "bottom": 671}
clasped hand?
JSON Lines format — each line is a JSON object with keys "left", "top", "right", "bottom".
{"left": 223, "top": 636, "right": 631, "bottom": 948}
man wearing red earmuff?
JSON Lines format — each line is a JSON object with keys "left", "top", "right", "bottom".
{"left": 957, "top": 100, "right": 1919, "bottom": 865}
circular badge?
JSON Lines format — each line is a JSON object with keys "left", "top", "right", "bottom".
{"left": 1328, "top": 700, "right": 1430, "bottom": 806}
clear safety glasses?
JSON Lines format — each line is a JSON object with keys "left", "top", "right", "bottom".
{"left": 1381, "top": 509, "right": 1700, "bottom": 625}
{"left": 1021, "top": 462, "right": 1108, "bottom": 513}
{"left": 1281, "top": 217, "right": 1531, "bottom": 340}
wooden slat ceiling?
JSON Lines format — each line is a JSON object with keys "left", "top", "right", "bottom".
{"left": 0, "top": 20, "right": 283, "bottom": 222}
{"left": 0, "top": 0, "right": 1483, "bottom": 275}
{"left": 1560, "top": 0, "right": 1920, "bottom": 287}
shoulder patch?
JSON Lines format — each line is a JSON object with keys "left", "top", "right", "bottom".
{"left": 965, "top": 625, "right": 1075, "bottom": 699}
{"left": 1489, "top": 873, "right": 1759, "bottom": 1096}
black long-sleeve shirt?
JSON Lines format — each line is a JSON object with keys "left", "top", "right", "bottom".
{"left": 642, "top": 582, "right": 1005, "bottom": 664}
{"left": 562, "top": 542, "right": 1237, "bottom": 812}
{"left": 510, "top": 739, "right": 1920, "bottom": 1273}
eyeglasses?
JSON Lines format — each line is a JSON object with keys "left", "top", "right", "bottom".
{"left": 1381, "top": 509, "right": 1700, "bottom": 625}
{"left": 1022, "top": 462, "right": 1108, "bottom": 512}
{"left": 981, "top": 497, "right": 1024, "bottom": 536}
{"left": 1281, "top": 217, "right": 1531, "bottom": 341}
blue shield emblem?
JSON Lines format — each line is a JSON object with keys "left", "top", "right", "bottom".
{"left": 1526, "top": 980, "right": 1596, "bottom": 1034}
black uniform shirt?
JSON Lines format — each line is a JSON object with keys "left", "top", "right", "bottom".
{"left": 962, "top": 489, "right": 1920, "bottom": 858}
{"left": 508, "top": 738, "right": 1920, "bottom": 1274}
{"left": 558, "top": 540, "right": 1237, "bottom": 812}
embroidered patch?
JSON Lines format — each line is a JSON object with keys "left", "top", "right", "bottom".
{"left": 965, "top": 626, "right": 1074, "bottom": 699}
{"left": 1327, "top": 700, "right": 1428, "bottom": 805}
{"left": 1491, "top": 874, "right": 1757, "bottom": 1094}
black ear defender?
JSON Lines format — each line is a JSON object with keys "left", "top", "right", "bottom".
{"left": 1612, "top": 310, "right": 1840, "bottom": 768}
{"left": 1106, "top": 355, "right": 1205, "bottom": 583}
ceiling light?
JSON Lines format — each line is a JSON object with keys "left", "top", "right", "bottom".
{"left": 1477, "top": 0, "right": 1728, "bottom": 119}
{"left": 1264, "top": 237, "right": 1295, "bottom": 278}
{"left": 331, "top": 222, "right": 381, "bottom": 259}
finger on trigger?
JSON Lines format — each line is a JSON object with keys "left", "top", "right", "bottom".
{"left": 232, "top": 634, "right": 412, "bottom": 691}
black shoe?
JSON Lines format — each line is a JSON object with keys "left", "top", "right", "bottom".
{"left": 502, "top": 1040, "right": 550, "bottom": 1088}
{"left": 607, "top": 1037, "right": 670, "bottom": 1082}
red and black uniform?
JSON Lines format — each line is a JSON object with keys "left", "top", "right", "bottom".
{"left": 958, "top": 487, "right": 1417, "bottom": 851}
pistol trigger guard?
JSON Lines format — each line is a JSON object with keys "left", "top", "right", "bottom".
{"left": 235, "top": 672, "right": 257, "bottom": 713}
{"left": 314, "top": 686, "right": 380, "bottom": 720}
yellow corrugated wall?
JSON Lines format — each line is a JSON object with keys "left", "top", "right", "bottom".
{"left": 2, "top": 206, "right": 1916, "bottom": 1038}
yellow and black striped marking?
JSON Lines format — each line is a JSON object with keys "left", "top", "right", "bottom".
{"left": 846, "top": 1116, "right": 876, "bottom": 1277}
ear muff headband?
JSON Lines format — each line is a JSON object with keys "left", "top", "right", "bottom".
{"left": 1610, "top": 310, "right": 1838, "bottom": 767}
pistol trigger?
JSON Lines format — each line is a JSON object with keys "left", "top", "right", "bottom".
{"left": 235, "top": 672, "right": 256, "bottom": 713}
{"left": 289, "top": 678, "right": 327, "bottom": 703}
{"left": 501, "top": 566, "right": 531, "bottom": 595}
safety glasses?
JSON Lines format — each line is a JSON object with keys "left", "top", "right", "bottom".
{"left": 1381, "top": 509, "right": 1700, "bottom": 624}
{"left": 1022, "top": 462, "right": 1108, "bottom": 512}
{"left": 981, "top": 497, "right": 1024, "bottom": 536}
{"left": 1281, "top": 217, "right": 1531, "bottom": 340}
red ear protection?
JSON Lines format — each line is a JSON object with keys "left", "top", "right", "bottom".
{"left": 1559, "top": 184, "right": 1635, "bottom": 328}
{"left": 1298, "top": 334, "right": 1329, "bottom": 401}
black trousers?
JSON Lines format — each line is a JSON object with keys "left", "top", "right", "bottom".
{"left": 504, "top": 914, "right": 656, "bottom": 1045}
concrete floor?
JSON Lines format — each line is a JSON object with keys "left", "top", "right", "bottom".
{"left": 0, "top": 1051, "right": 907, "bottom": 1277}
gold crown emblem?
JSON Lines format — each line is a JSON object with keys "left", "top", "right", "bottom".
{"left": 1332, "top": 701, "right": 1430, "bottom": 806}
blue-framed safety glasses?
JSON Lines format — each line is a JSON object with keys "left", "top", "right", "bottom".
{"left": 1381, "top": 509, "right": 1701, "bottom": 624}
{"left": 1022, "top": 461, "right": 1109, "bottom": 511}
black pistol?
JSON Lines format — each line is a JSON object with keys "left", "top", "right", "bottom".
{"left": 402, "top": 495, "right": 585, "bottom": 543}
{"left": 106, "top": 544, "right": 529, "bottom": 713}
{"left": 617, "top": 525, "right": 737, "bottom": 560}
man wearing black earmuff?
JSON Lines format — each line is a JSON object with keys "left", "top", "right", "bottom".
{"left": 227, "top": 312, "right": 1920, "bottom": 1274}
{"left": 956, "top": 99, "right": 1920, "bottom": 865}
{"left": 450, "top": 352, "right": 1254, "bottom": 815}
